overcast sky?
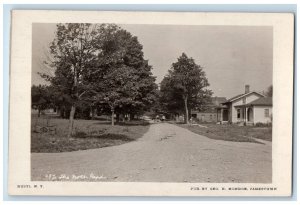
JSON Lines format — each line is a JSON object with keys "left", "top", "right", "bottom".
{"left": 32, "top": 23, "right": 273, "bottom": 98}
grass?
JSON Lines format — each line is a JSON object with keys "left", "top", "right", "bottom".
{"left": 31, "top": 114, "right": 150, "bottom": 153}
{"left": 175, "top": 123, "right": 272, "bottom": 143}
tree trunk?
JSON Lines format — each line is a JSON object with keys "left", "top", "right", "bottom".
{"left": 127, "top": 114, "right": 130, "bottom": 122}
{"left": 67, "top": 105, "right": 76, "bottom": 138}
{"left": 130, "top": 113, "right": 134, "bottom": 121}
{"left": 188, "top": 107, "right": 192, "bottom": 121}
{"left": 61, "top": 106, "right": 66, "bottom": 119}
{"left": 184, "top": 96, "right": 189, "bottom": 124}
{"left": 38, "top": 108, "right": 41, "bottom": 117}
{"left": 111, "top": 108, "right": 115, "bottom": 126}
{"left": 116, "top": 113, "right": 120, "bottom": 123}
{"left": 60, "top": 107, "right": 64, "bottom": 118}
{"left": 90, "top": 107, "right": 95, "bottom": 120}
{"left": 175, "top": 114, "right": 179, "bottom": 122}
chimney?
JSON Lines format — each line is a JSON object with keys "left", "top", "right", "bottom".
{"left": 245, "top": 85, "right": 250, "bottom": 94}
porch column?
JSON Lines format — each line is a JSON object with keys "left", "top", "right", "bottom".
{"left": 245, "top": 107, "right": 248, "bottom": 122}
{"left": 220, "top": 108, "right": 223, "bottom": 123}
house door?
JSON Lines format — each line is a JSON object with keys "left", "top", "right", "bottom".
{"left": 247, "top": 108, "right": 253, "bottom": 122}
{"left": 223, "top": 109, "right": 229, "bottom": 121}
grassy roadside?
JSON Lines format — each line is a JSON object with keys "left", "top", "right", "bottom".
{"left": 31, "top": 115, "right": 150, "bottom": 153}
{"left": 175, "top": 123, "right": 272, "bottom": 143}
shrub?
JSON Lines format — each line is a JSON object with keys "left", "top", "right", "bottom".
{"left": 73, "top": 131, "right": 88, "bottom": 138}
{"left": 255, "top": 122, "right": 272, "bottom": 127}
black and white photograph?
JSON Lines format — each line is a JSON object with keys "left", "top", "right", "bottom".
{"left": 31, "top": 23, "right": 273, "bottom": 183}
{"left": 8, "top": 10, "right": 294, "bottom": 196}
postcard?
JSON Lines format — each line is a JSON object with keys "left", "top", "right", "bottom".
{"left": 8, "top": 10, "right": 294, "bottom": 196}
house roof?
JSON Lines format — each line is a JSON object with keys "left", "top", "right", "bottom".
{"left": 222, "top": 91, "right": 265, "bottom": 104}
{"left": 192, "top": 96, "right": 227, "bottom": 112}
{"left": 226, "top": 94, "right": 245, "bottom": 102}
{"left": 211, "top": 97, "right": 227, "bottom": 106}
{"left": 234, "top": 97, "right": 272, "bottom": 107}
{"left": 246, "top": 97, "right": 272, "bottom": 106}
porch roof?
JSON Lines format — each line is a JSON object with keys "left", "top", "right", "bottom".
{"left": 216, "top": 105, "right": 228, "bottom": 109}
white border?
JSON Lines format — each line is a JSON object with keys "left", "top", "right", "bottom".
{"left": 8, "top": 10, "right": 294, "bottom": 197}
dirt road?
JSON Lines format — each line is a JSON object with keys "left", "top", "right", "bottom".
{"left": 31, "top": 123, "right": 272, "bottom": 183}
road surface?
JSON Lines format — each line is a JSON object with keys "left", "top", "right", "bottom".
{"left": 31, "top": 123, "right": 272, "bottom": 183}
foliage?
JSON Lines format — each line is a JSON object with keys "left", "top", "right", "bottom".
{"left": 41, "top": 23, "right": 99, "bottom": 103}
{"left": 40, "top": 23, "right": 102, "bottom": 136}
{"left": 31, "top": 85, "right": 55, "bottom": 116}
{"left": 160, "top": 53, "right": 212, "bottom": 123}
{"left": 255, "top": 122, "right": 272, "bottom": 127}
{"left": 86, "top": 24, "right": 158, "bottom": 125}
{"left": 265, "top": 85, "right": 273, "bottom": 97}
{"left": 39, "top": 23, "right": 158, "bottom": 133}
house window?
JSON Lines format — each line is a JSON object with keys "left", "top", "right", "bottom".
{"left": 210, "top": 114, "right": 212, "bottom": 120}
{"left": 237, "top": 109, "right": 241, "bottom": 119}
{"left": 264, "top": 109, "right": 269, "bottom": 117}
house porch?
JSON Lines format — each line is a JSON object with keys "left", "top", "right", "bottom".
{"left": 216, "top": 107, "right": 229, "bottom": 124}
{"left": 234, "top": 105, "right": 254, "bottom": 125}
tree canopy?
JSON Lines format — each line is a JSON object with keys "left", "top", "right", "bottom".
{"left": 31, "top": 85, "right": 54, "bottom": 117}
{"left": 40, "top": 23, "right": 158, "bottom": 135}
{"left": 90, "top": 25, "right": 158, "bottom": 123}
{"left": 160, "top": 53, "right": 212, "bottom": 123}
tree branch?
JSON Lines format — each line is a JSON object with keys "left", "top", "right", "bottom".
{"left": 78, "top": 90, "right": 87, "bottom": 99}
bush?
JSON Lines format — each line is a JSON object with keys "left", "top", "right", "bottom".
{"left": 73, "top": 131, "right": 88, "bottom": 138}
{"left": 75, "top": 106, "right": 92, "bottom": 120}
{"left": 255, "top": 122, "right": 272, "bottom": 127}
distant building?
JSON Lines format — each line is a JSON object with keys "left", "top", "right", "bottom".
{"left": 217, "top": 85, "right": 272, "bottom": 125}
{"left": 31, "top": 108, "right": 58, "bottom": 115}
{"left": 191, "top": 97, "right": 227, "bottom": 122}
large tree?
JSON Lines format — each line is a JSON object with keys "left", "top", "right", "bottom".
{"left": 96, "top": 66, "right": 139, "bottom": 125}
{"left": 160, "top": 75, "right": 185, "bottom": 116}
{"left": 89, "top": 25, "right": 157, "bottom": 125}
{"left": 42, "top": 23, "right": 158, "bottom": 132}
{"left": 41, "top": 23, "right": 100, "bottom": 137}
{"left": 160, "top": 53, "right": 212, "bottom": 124}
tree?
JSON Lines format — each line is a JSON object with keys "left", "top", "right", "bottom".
{"left": 42, "top": 23, "right": 158, "bottom": 131}
{"left": 89, "top": 25, "right": 158, "bottom": 125}
{"left": 31, "top": 85, "right": 54, "bottom": 117}
{"left": 266, "top": 85, "right": 273, "bottom": 97}
{"left": 160, "top": 76, "right": 185, "bottom": 116}
{"left": 41, "top": 23, "right": 100, "bottom": 137}
{"left": 95, "top": 66, "right": 138, "bottom": 125}
{"left": 160, "top": 53, "right": 211, "bottom": 124}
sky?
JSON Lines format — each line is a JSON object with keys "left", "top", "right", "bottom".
{"left": 32, "top": 23, "right": 273, "bottom": 98}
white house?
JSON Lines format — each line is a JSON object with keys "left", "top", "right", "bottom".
{"left": 217, "top": 85, "right": 272, "bottom": 125}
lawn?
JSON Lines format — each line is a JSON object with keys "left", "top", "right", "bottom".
{"left": 176, "top": 123, "right": 272, "bottom": 143}
{"left": 31, "top": 115, "right": 150, "bottom": 153}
